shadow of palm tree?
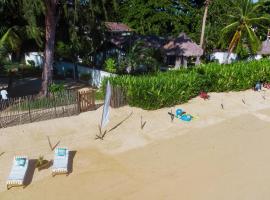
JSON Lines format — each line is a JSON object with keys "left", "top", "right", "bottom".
{"left": 24, "top": 159, "right": 37, "bottom": 188}
{"left": 37, "top": 160, "right": 53, "bottom": 171}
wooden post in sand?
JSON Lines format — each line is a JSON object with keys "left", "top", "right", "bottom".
{"left": 242, "top": 95, "right": 246, "bottom": 104}
{"left": 140, "top": 116, "right": 146, "bottom": 130}
{"left": 221, "top": 97, "right": 224, "bottom": 110}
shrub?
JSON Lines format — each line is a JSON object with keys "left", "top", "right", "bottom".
{"left": 49, "top": 83, "right": 65, "bottom": 93}
{"left": 79, "top": 73, "right": 91, "bottom": 82}
{"left": 105, "top": 59, "right": 270, "bottom": 110}
{"left": 104, "top": 58, "right": 117, "bottom": 73}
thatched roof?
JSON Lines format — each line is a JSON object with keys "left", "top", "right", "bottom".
{"left": 109, "top": 35, "right": 131, "bottom": 49}
{"left": 105, "top": 22, "right": 133, "bottom": 32}
{"left": 163, "top": 33, "right": 203, "bottom": 57}
{"left": 133, "top": 35, "right": 167, "bottom": 49}
{"left": 108, "top": 35, "right": 166, "bottom": 50}
{"left": 258, "top": 39, "right": 270, "bottom": 55}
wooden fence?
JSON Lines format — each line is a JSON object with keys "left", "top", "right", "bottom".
{"left": 0, "top": 90, "right": 81, "bottom": 129}
{"left": 110, "top": 86, "right": 127, "bottom": 108}
{"left": 77, "top": 88, "right": 96, "bottom": 112}
{"left": 0, "top": 85, "right": 128, "bottom": 129}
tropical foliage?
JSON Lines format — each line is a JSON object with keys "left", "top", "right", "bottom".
{"left": 1, "top": 0, "right": 270, "bottom": 97}
{"left": 106, "top": 59, "right": 270, "bottom": 110}
{"left": 221, "top": 0, "right": 270, "bottom": 59}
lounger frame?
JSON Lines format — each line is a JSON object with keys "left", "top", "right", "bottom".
{"left": 6, "top": 156, "right": 28, "bottom": 190}
{"left": 52, "top": 148, "right": 69, "bottom": 177}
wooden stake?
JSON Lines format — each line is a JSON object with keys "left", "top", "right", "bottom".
{"left": 168, "top": 108, "right": 175, "bottom": 122}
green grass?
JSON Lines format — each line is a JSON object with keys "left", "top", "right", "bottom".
{"left": 10, "top": 91, "right": 77, "bottom": 111}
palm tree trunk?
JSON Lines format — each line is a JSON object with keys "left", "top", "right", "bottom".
{"left": 41, "top": 0, "right": 57, "bottom": 96}
{"left": 102, "top": 0, "right": 108, "bottom": 21}
{"left": 196, "top": 1, "right": 210, "bottom": 65}
{"left": 199, "top": 4, "right": 209, "bottom": 48}
{"left": 225, "top": 47, "right": 234, "bottom": 64}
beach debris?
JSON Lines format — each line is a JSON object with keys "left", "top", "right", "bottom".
{"left": 199, "top": 91, "right": 209, "bottom": 100}
{"left": 175, "top": 109, "right": 193, "bottom": 122}
{"left": 221, "top": 96, "right": 224, "bottom": 109}
{"left": 140, "top": 116, "right": 146, "bottom": 130}
{"left": 46, "top": 136, "right": 60, "bottom": 151}
{"left": 180, "top": 114, "right": 193, "bottom": 122}
{"left": 96, "top": 112, "right": 133, "bottom": 140}
{"left": 0, "top": 152, "right": 5, "bottom": 157}
{"left": 221, "top": 103, "right": 224, "bottom": 109}
{"left": 96, "top": 126, "right": 107, "bottom": 140}
{"left": 175, "top": 109, "right": 185, "bottom": 118}
{"left": 168, "top": 109, "right": 175, "bottom": 122}
{"left": 262, "top": 91, "right": 266, "bottom": 100}
{"left": 242, "top": 97, "right": 246, "bottom": 104}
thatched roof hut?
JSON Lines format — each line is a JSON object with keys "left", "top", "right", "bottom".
{"left": 163, "top": 33, "right": 203, "bottom": 57}
{"left": 133, "top": 35, "right": 167, "bottom": 49}
{"left": 105, "top": 22, "right": 133, "bottom": 32}
{"left": 108, "top": 35, "right": 166, "bottom": 50}
{"left": 258, "top": 39, "right": 270, "bottom": 55}
{"left": 163, "top": 33, "right": 203, "bottom": 68}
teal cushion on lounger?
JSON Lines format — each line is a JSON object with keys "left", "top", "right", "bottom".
{"left": 15, "top": 158, "right": 26, "bottom": 166}
{"left": 57, "top": 148, "right": 66, "bottom": 156}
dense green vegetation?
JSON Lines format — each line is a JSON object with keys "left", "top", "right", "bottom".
{"left": 106, "top": 59, "right": 270, "bottom": 110}
{"left": 1, "top": 0, "right": 270, "bottom": 97}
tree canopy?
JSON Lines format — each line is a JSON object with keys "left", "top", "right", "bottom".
{"left": 1, "top": 0, "right": 270, "bottom": 65}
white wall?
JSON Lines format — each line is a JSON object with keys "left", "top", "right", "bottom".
{"left": 54, "top": 61, "right": 114, "bottom": 88}
{"left": 25, "top": 52, "right": 44, "bottom": 67}
{"left": 210, "top": 52, "right": 237, "bottom": 64}
{"left": 247, "top": 55, "right": 263, "bottom": 61}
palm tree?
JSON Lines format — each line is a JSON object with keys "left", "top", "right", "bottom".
{"left": 196, "top": 0, "right": 211, "bottom": 65}
{"left": 0, "top": 1, "right": 43, "bottom": 60}
{"left": 23, "top": 0, "right": 118, "bottom": 96}
{"left": 221, "top": 0, "right": 270, "bottom": 63}
{"left": 200, "top": 0, "right": 211, "bottom": 48}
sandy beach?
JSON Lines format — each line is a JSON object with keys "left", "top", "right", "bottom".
{"left": 1, "top": 89, "right": 270, "bottom": 199}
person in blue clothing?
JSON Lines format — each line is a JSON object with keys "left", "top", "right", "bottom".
{"left": 254, "top": 81, "right": 262, "bottom": 91}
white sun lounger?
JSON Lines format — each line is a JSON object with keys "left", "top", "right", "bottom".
{"left": 52, "top": 147, "right": 69, "bottom": 177}
{"left": 6, "top": 156, "right": 29, "bottom": 190}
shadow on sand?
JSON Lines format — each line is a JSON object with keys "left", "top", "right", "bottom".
{"left": 24, "top": 159, "right": 37, "bottom": 188}
{"left": 68, "top": 151, "right": 77, "bottom": 174}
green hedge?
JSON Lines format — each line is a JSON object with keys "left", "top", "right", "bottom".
{"left": 105, "top": 59, "right": 270, "bottom": 110}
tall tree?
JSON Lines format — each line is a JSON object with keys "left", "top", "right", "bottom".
{"left": 0, "top": 0, "right": 43, "bottom": 60}
{"left": 41, "top": 0, "right": 57, "bottom": 96}
{"left": 22, "top": 0, "right": 117, "bottom": 96}
{"left": 119, "top": 0, "right": 190, "bottom": 36}
{"left": 199, "top": 0, "right": 211, "bottom": 48}
{"left": 221, "top": 0, "right": 270, "bottom": 62}
{"left": 196, "top": 0, "right": 211, "bottom": 64}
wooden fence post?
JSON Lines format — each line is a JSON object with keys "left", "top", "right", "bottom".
{"left": 77, "top": 91, "right": 81, "bottom": 113}
{"left": 53, "top": 93, "right": 57, "bottom": 117}
{"left": 19, "top": 97, "right": 22, "bottom": 124}
{"left": 27, "top": 96, "right": 32, "bottom": 122}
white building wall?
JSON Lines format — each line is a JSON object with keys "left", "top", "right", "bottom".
{"left": 54, "top": 61, "right": 114, "bottom": 88}
{"left": 25, "top": 52, "right": 44, "bottom": 67}
{"left": 210, "top": 52, "right": 237, "bottom": 64}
